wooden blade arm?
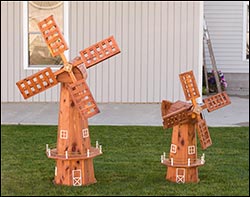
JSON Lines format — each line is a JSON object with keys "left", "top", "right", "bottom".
{"left": 202, "top": 92, "right": 231, "bottom": 112}
{"left": 16, "top": 67, "right": 58, "bottom": 99}
{"left": 79, "top": 36, "right": 121, "bottom": 69}
{"left": 196, "top": 117, "right": 212, "bottom": 150}
{"left": 53, "top": 56, "right": 84, "bottom": 80}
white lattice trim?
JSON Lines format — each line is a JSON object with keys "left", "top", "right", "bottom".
{"left": 82, "top": 128, "right": 89, "bottom": 138}
{"left": 60, "top": 130, "right": 68, "bottom": 139}
{"left": 188, "top": 145, "right": 195, "bottom": 155}
{"left": 170, "top": 144, "right": 177, "bottom": 154}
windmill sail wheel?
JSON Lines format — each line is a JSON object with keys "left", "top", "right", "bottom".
{"left": 160, "top": 70, "right": 231, "bottom": 183}
{"left": 16, "top": 15, "right": 120, "bottom": 186}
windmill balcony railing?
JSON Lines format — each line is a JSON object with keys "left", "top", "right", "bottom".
{"left": 46, "top": 144, "right": 102, "bottom": 160}
{"left": 161, "top": 154, "right": 205, "bottom": 167}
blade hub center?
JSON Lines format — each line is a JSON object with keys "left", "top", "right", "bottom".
{"left": 193, "top": 105, "right": 203, "bottom": 115}
{"left": 64, "top": 63, "right": 73, "bottom": 72}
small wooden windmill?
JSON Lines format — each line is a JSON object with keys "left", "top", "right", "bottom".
{"left": 160, "top": 70, "right": 231, "bottom": 183}
{"left": 16, "top": 15, "right": 120, "bottom": 186}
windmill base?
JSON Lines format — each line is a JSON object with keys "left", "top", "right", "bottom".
{"left": 166, "top": 166, "right": 200, "bottom": 183}
{"left": 53, "top": 158, "right": 97, "bottom": 186}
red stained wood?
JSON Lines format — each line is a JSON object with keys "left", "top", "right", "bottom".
{"left": 52, "top": 83, "right": 101, "bottom": 186}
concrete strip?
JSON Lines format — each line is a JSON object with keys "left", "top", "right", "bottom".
{"left": 1, "top": 96, "right": 248, "bottom": 127}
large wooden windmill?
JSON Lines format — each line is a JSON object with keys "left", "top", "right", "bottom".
{"left": 16, "top": 15, "right": 120, "bottom": 186}
{"left": 160, "top": 70, "right": 231, "bottom": 183}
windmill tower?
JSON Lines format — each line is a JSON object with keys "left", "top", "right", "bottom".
{"left": 160, "top": 70, "right": 231, "bottom": 183}
{"left": 16, "top": 15, "right": 120, "bottom": 186}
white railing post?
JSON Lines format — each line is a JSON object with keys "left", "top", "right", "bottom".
{"left": 188, "top": 158, "right": 190, "bottom": 166}
{"left": 99, "top": 145, "right": 102, "bottom": 153}
{"left": 65, "top": 151, "right": 68, "bottom": 159}
{"left": 171, "top": 158, "right": 173, "bottom": 166}
{"left": 96, "top": 141, "right": 99, "bottom": 149}
{"left": 87, "top": 149, "right": 90, "bottom": 157}
{"left": 201, "top": 153, "right": 205, "bottom": 164}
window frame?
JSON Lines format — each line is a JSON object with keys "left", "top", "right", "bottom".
{"left": 242, "top": 1, "right": 249, "bottom": 61}
{"left": 188, "top": 145, "right": 195, "bottom": 155}
{"left": 60, "top": 129, "right": 68, "bottom": 139}
{"left": 82, "top": 128, "right": 89, "bottom": 138}
{"left": 23, "top": 1, "right": 69, "bottom": 70}
{"left": 170, "top": 144, "right": 177, "bottom": 154}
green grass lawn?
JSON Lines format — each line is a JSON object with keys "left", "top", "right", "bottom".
{"left": 1, "top": 125, "right": 249, "bottom": 196}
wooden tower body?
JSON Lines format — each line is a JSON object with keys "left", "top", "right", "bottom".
{"left": 161, "top": 70, "right": 231, "bottom": 183}
{"left": 47, "top": 82, "right": 102, "bottom": 186}
{"left": 162, "top": 123, "right": 205, "bottom": 183}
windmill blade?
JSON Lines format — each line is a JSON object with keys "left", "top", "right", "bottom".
{"left": 67, "top": 78, "right": 100, "bottom": 119}
{"left": 16, "top": 67, "right": 58, "bottom": 99}
{"left": 203, "top": 91, "right": 231, "bottom": 112}
{"left": 196, "top": 117, "right": 212, "bottom": 150}
{"left": 79, "top": 36, "right": 121, "bottom": 69}
{"left": 179, "top": 70, "right": 200, "bottom": 101}
{"left": 38, "top": 15, "right": 68, "bottom": 57}
{"left": 162, "top": 100, "right": 192, "bottom": 129}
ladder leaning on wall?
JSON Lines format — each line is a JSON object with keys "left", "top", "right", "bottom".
{"left": 203, "top": 18, "right": 222, "bottom": 95}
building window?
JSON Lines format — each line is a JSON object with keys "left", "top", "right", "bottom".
{"left": 188, "top": 145, "right": 195, "bottom": 155}
{"left": 243, "top": 1, "right": 249, "bottom": 60}
{"left": 170, "top": 144, "right": 177, "bottom": 154}
{"left": 23, "top": 1, "right": 68, "bottom": 69}
{"left": 82, "top": 128, "right": 89, "bottom": 138}
{"left": 60, "top": 130, "right": 68, "bottom": 139}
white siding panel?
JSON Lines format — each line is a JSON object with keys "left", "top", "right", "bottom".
{"left": 127, "top": 1, "right": 135, "bottom": 102}
{"left": 102, "top": 1, "right": 110, "bottom": 102}
{"left": 109, "top": 1, "right": 116, "bottom": 102}
{"left": 114, "top": 2, "right": 122, "bottom": 102}
{"left": 166, "top": 2, "right": 175, "bottom": 101}
{"left": 134, "top": 1, "right": 142, "bottom": 102}
{"left": 70, "top": 1, "right": 78, "bottom": 56}
{"left": 140, "top": 2, "right": 149, "bottom": 103}
{"left": 2, "top": 1, "right": 202, "bottom": 103}
{"left": 173, "top": 1, "right": 181, "bottom": 101}
{"left": 154, "top": 2, "right": 161, "bottom": 102}
{"left": 7, "top": 1, "right": 15, "bottom": 102}
{"left": 121, "top": 2, "right": 129, "bottom": 102}
{"left": 204, "top": 1, "right": 249, "bottom": 73}
{"left": 194, "top": 1, "right": 203, "bottom": 102}
{"left": 1, "top": 2, "right": 8, "bottom": 102}
{"left": 147, "top": 2, "right": 154, "bottom": 102}
{"left": 13, "top": 2, "right": 21, "bottom": 101}
{"left": 160, "top": 2, "right": 168, "bottom": 101}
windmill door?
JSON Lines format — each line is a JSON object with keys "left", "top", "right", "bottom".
{"left": 176, "top": 168, "right": 185, "bottom": 183}
{"left": 72, "top": 169, "right": 82, "bottom": 186}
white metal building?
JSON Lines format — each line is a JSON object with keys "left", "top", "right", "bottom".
{"left": 2, "top": 1, "right": 247, "bottom": 103}
{"left": 1, "top": 1, "right": 203, "bottom": 103}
